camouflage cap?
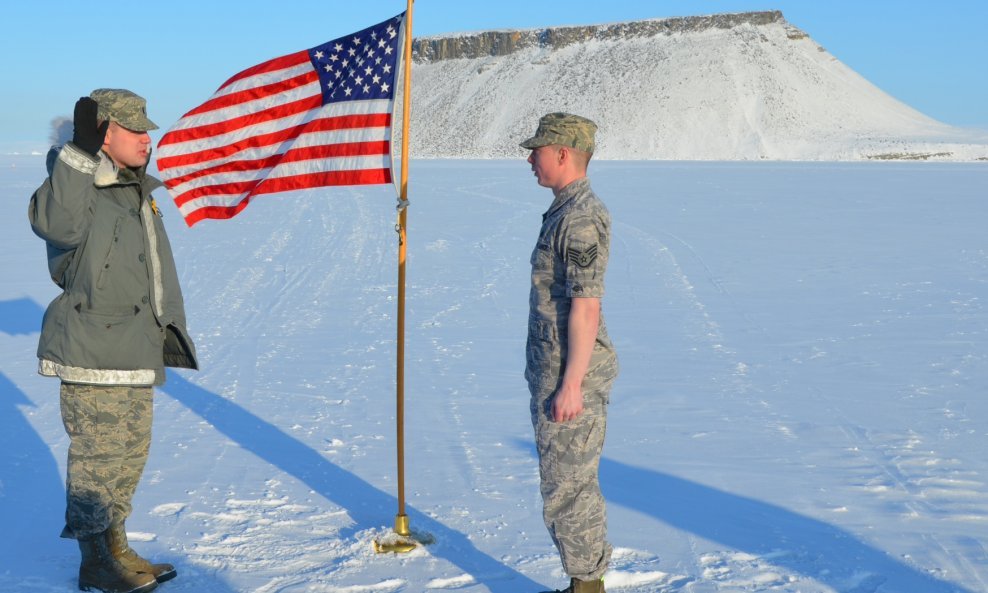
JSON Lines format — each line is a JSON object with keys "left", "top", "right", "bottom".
{"left": 89, "top": 88, "right": 158, "bottom": 132}
{"left": 520, "top": 112, "right": 597, "bottom": 154}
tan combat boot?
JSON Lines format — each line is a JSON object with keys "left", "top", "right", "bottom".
{"left": 107, "top": 524, "right": 177, "bottom": 584}
{"left": 78, "top": 531, "right": 157, "bottom": 593}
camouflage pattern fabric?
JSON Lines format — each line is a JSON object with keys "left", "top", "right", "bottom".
{"left": 525, "top": 177, "right": 618, "bottom": 392}
{"left": 526, "top": 176, "right": 617, "bottom": 581}
{"left": 531, "top": 384, "right": 613, "bottom": 581}
{"left": 520, "top": 112, "right": 597, "bottom": 154}
{"left": 60, "top": 383, "right": 153, "bottom": 539}
{"left": 89, "top": 88, "right": 158, "bottom": 132}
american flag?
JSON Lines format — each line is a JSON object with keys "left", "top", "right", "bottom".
{"left": 156, "top": 12, "right": 406, "bottom": 226}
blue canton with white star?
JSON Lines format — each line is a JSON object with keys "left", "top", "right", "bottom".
{"left": 308, "top": 13, "right": 404, "bottom": 105}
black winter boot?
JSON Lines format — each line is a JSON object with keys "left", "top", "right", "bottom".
{"left": 78, "top": 531, "right": 158, "bottom": 593}
{"left": 108, "top": 523, "right": 177, "bottom": 583}
{"left": 540, "top": 577, "right": 606, "bottom": 593}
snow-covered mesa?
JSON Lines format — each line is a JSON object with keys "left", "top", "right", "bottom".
{"left": 408, "top": 11, "right": 988, "bottom": 161}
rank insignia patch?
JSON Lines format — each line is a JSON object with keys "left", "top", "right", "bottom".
{"left": 567, "top": 244, "right": 598, "bottom": 268}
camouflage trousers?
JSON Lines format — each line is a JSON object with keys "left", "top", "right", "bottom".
{"left": 59, "top": 383, "right": 153, "bottom": 539}
{"left": 530, "top": 382, "right": 612, "bottom": 581}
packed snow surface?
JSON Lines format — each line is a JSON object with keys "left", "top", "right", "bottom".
{"left": 2, "top": 155, "right": 987, "bottom": 592}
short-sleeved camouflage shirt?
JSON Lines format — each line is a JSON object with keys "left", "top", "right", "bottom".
{"left": 526, "top": 177, "right": 618, "bottom": 392}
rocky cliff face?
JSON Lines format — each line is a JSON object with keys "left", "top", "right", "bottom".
{"left": 413, "top": 12, "right": 786, "bottom": 62}
{"left": 403, "top": 11, "right": 986, "bottom": 161}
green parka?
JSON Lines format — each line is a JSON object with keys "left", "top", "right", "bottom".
{"left": 28, "top": 142, "right": 198, "bottom": 386}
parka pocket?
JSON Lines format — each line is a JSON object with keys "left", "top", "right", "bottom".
{"left": 68, "top": 304, "right": 155, "bottom": 370}
{"left": 95, "top": 216, "right": 125, "bottom": 290}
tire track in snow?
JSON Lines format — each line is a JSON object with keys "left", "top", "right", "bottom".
{"left": 413, "top": 177, "right": 535, "bottom": 502}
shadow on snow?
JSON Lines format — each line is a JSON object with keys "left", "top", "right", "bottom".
{"left": 600, "top": 457, "right": 974, "bottom": 593}
{"left": 161, "top": 371, "right": 546, "bottom": 592}
{"left": 0, "top": 296, "right": 45, "bottom": 336}
{"left": 0, "top": 297, "right": 240, "bottom": 593}
{"left": 0, "top": 370, "right": 67, "bottom": 587}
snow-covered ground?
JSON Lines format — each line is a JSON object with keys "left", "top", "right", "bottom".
{"left": 2, "top": 156, "right": 987, "bottom": 592}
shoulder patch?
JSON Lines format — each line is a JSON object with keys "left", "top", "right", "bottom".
{"left": 567, "top": 244, "right": 598, "bottom": 268}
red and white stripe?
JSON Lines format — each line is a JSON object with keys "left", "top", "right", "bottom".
{"left": 157, "top": 50, "right": 395, "bottom": 226}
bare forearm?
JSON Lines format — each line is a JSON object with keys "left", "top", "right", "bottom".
{"left": 553, "top": 297, "right": 600, "bottom": 421}
{"left": 562, "top": 297, "right": 600, "bottom": 386}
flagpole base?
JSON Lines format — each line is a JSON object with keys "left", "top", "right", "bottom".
{"left": 373, "top": 538, "right": 416, "bottom": 554}
{"left": 373, "top": 514, "right": 434, "bottom": 553}
{"left": 394, "top": 513, "right": 410, "bottom": 536}
{"left": 374, "top": 514, "right": 415, "bottom": 553}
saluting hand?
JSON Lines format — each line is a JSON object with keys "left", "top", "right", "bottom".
{"left": 72, "top": 97, "right": 109, "bottom": 157}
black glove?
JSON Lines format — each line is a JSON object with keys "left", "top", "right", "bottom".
{"left": 72, "top": 97, "right": 109, "bottom": 157}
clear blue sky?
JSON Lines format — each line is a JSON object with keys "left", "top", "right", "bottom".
{"left": 3, "top": 0, "right": 986, "bottom": 147}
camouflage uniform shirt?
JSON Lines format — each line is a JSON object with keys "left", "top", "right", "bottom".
{"left": 526, "top": 176, "right": 618, "bottom": 393}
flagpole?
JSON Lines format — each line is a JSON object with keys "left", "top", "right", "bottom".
{"left": 376, "top": 0, "right": 417, "bottom": 554}
{"left": 395, "top": 0, "right": 413, "bottom": 535}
